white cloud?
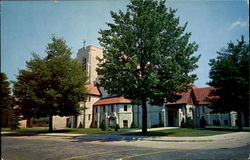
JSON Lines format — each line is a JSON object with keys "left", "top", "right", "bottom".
{"left": 228, "top": 20, "right": 248, "bottom": 30}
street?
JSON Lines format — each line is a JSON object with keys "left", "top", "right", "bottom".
{"left": 1, "top": 132, "right": 250, "bottom": 160}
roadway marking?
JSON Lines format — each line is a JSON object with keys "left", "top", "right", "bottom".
{"left": 63, "top": 148, "right": 145, "bottom": 160}
{"left": 64, "top": 141, "right": 211, "bottom": 160}
{"left": 115, "top": 143, "right": 211, "bottom": 160}
{"left": 114, "top": 149, "right": 178, "bottom": 160}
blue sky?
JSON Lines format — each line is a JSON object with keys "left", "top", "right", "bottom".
{"left": 1, "top": 0, "right": 249, "bottom": 88}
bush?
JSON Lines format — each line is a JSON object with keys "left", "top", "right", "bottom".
{"left": 159, "top": 120, "right": 164, "bottom": 127}
{"left": 151, "top": 124, "right": 159, "bottom": 128}
{"left": 100, "top": 120, "right": 106, "bottom": 131}
{"left": 78, "top": 122, "right": 83, "bottom": 128}
{"left": 186, "top": 117, "right": 194, "bottom": 128}
{"left": 180, "top": 118, "right": 186, "bottom": 128}
{"left": 90, "top": 121, "right": 97, "bottom": 128}
{"left": 130, "top": 121, "right": 138, "bottom": 128}
{"left": 181, "top": 117, "right": 194, "bottom": 128}
{"left": 200, "top": 116, "right": 207, "bottom": 128}
{"left": 115, "top": 124, "right": 120, "bottom": 131}
{"left": 216, "top": 120, "right": 221, "bottom": 126}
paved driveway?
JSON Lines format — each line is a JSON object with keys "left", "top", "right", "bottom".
{"left": 1, "top": 128, "right": 250, "bottom": 160}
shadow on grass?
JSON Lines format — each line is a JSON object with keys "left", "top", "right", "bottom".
{"left": 124, "top": 131, "right": 174, "bottom": 137}
{"left": 205, "top": 127, "right": 250, "bottom": 132}
{"left": 1, "top": 129, "right": 72, "bottom": 136}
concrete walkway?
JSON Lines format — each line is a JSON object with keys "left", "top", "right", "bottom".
{"left": 73, "top": 127, "right": 250, "bottom": 143}
{"left": 2, "top": 127, "right": 250, "bottom": 143}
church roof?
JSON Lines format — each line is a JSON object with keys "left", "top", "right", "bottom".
{"left": 84, "top": 84, "right": 101, "bottom": 96}
{"left": 93, "top": 96, "right": 131, "bottom": 106}
{"left": 166, "top": 89, "right": 194, "bottom": 105}
{"left": 165, "top": 87, "right": 214, "bottom": 106}
{"left": 193, "top": 87, "right": 214, "bottom": 105}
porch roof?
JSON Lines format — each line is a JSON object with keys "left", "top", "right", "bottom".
{"left": 93, "top": 96, "right": 131, "bottom": 106}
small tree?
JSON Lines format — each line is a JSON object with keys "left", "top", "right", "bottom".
{"left": 208, "top": 36, "right": 249, "bottom": 130}
{"left": 13, "top": 35, "right": 88, "bottom": 132}
{"left": 98, "top": 0, "right": 199, "bottom": 135}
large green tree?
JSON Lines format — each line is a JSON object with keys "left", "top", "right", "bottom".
{"left": 0, "top": 73, "right": 12, "bottom": 127}
{"left": 13, "top": 36, "right": 88, "bottom": 132}
{"left": 98, "top": 0, "right": 200, "bottom": 134}
{"left": 208, "top": 36, "right": 249, "bottom": 129}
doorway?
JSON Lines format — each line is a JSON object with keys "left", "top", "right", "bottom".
{"left": 168, "top": 108, "right": 178, "bottom": 127}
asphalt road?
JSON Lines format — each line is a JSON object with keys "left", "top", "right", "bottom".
{"left": 1, "top": 134, "right": 250, "bottom": 160}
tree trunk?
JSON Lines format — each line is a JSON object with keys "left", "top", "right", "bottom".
{"left": 228, "top": 112, "right": 231, "bottom": 127}
{"left": 141, "top": 98, "right": 148, "bottom": 135}
{"left": 83, "top": 102, "right": 86, "bottom": 128}
{"left": 49, "top": 114, "right": 53, "bottom": 132}
{"left": 237, "top": 111, "right": 242, "bottom": 130}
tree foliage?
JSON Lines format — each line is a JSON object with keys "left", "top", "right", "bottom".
{"left": 98, "top": 0, "right": 200, "bottom": 134}
{"left": 13, "top": 35, "right": 88, "bottom": 131}
{"left": 208, "top": 36, "right": 249, "bottom": 128}
{"left": 0, "top": 73, "right": 13, "bottom": 127}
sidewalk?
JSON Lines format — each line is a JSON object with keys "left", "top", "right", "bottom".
{"left": 2, "top": 127, "right": 250, "bottom": 143}
{"left": 73, "top": 127, "right": 250, "bottom": 142}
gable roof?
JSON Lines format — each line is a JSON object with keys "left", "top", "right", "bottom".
{"left": 93, "top": 96, "right": 131, "bottom": 106}
{"left": 166, "top": 89, "right": 194, "bottom": 105}
{"left": 193, "top": 87, "right": 214, "bottom": 105}
{"left": 165, "top": 87, "right": 214, "bottom": 106}
{"left": 84, "top": 84, "right": 101, "bottom": 96}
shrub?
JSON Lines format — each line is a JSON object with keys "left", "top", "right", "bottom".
{"left": 100, "top": 120, "right": 106, "bottom": 131}
{"left": 180, "top": 118, "right": 186, "bottom": 128}
{"left": 159, "top": 120, "right": 164, "bottom": 127}
{"left": 186, "top": 117, "right": 194, "bottom": 128}
{"left": 216, "top": 120, "right": 221, "bottom": 126}
{"left": 130, "top": 121, "right": 138, "bottom": 128}
{"left": 200, "top": 116, "right": 207, "bottom": 128}
{"left": 90, "top": 121, "right": 97, "bottom": 128}
{"left": 78, "top": 122, "right": 83, "bottom": 128}
{"left": 151, "top": 124, "right": 159, "bottom": 128}
{"left": 115, "top": 124, "right": 120, "bottom": 131}
{"left": 181, "top": 117, "right": 194, "bottom": 128}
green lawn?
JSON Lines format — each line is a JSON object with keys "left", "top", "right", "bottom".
{"left": 1, "top": 127, "right": 137, "bottom": 134}
{"left": 1, "top": 127, "right": 49, "bottom": 132}
{"left": 205, "top": 126, "right": 250, "bottom": 131}
{"left": 126, "top": 128, "right": 234, "bottom": 137}
{"left": 2, "top": 127, "right": 248, "bottom": 137}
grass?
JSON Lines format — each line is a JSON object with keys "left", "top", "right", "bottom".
{"left": 1, "top": 127, "right": 49, "bottom": 132}
{"left": 1, "top": 127, "right": 137, "bottom": 134}
{"left": 2, "top": 127, "right": 249, "bottom": 136}
{"left": 126, "top": 128, "right": 234, "bottom": 137}
{"left": 205, "top": 126, "right": 250, "bottom": 131}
